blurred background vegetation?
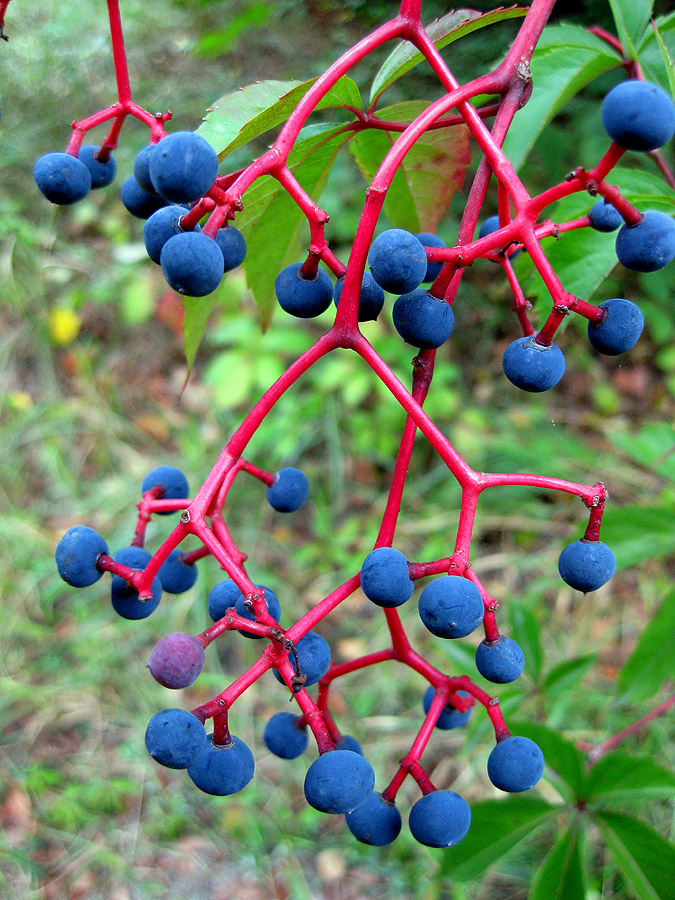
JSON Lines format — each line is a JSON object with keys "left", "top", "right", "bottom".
{"left": 1, "top": 1, "right": 674, "bottom": 898}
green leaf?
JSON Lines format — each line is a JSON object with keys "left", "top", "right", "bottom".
{"left": 584, "top": 752, "right": 675, "bottom": 804}
{"left": 595, "top": 810, "right": 675, "bottom": 900}
{"left": 618, "top": 587, "right": 675, "bottom": 700}
{"left": 600, "top": 505, "right": 675, "bottom": 569}
{"left": 509, "top": 604, "right": 542, "bottom": 682}
{"left": 637, "top": 12, "right": 675, "bottom": 94}
{"left": 607, "top": 0, "right": 654, "bottom": 61}
{"left": 608, "top": 422, "right": 675, "bottom": 484}
{"left": 529, "top": 820, "right": 586, "bottom": 900}
{"left": 192, "top": 4, "right": 271, "bottom": 58}
{"left": 649, "top": 19, "right": 675, "bottom": 98}
{"left": 439, "top": 796, "right": 560, "bottom": 881}
{"left": 237, "top": 124, "right": 350, "bottom": 325}
{"left": 183, "top": 294, "right": 219, "bottom": 371}
{"left": 508, "top": 721, "right": 585, "bottom": 797}
{"left": 199, "top": 76, "right": 361, "bottom": 160}
{"left": 349, "top": 101, "right": 470, "bottom": 233}
{"left": 542, "top": 655, "right": 597, "bottom": 694}
{"left": 369, "top": 7, "right": 528, "bottom": 105}
{"left": 502, "top": 26, "right": 621, "bottom": 172}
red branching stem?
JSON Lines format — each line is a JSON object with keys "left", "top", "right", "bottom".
{"left": 502, "top": 258, "right": 536, "bottom": 336}
{"left": 181, "top": 545, "right": 210, "bottom": 566}
{"left": 321, "top": 650, "right": 398, "bottom": 685}
{"left": 584, "top": 490, "right": 608, "bottom": 541}
{"left": 107, "top": 0, "right": 131, "bottom": 104}
{"left": 588, "top": 693, "right": 675, "bottom": 764}
{"left": 212, "top": 712, "right": 231, "bottom": 746}
{"left": 647, "top": 150, "right": 675, "bottom": 190}
{"left": 194, "top": 654, "right": 271, "bottom": 721}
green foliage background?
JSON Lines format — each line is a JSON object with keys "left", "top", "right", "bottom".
{"left": 0, "top": 1, "right": 674, "bottom": 898}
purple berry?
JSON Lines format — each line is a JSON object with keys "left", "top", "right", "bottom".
{"left": 120, "top": 176, "right": 166, "bottom": 219}
{"left": 77, "top": 145, "right": 117, "bottom": 189}
{"left": 304, "top": 749, "right": 375, "bottom": 813}
{"left": 415, "top": 232, "right": 446, "bottom": 282}
{"left": 266, "top": 467, "right": 309, "bottom": 513}
{"left": 601, "top": 80, "right": 675, "bottom": 152}
{"left": 273, "top": 631, "right": 331, "bottom": 687}
{"left": 475, "top": 634, "right": 525, "bottom": 684}
{"left": 157, "top": 549, "right": 198, "bottom": 594}
{"left": 145, "top": 708, "right": 207, "bottom": 769}
{"left": 160, "top": 231, "right": 225, "bottom": 297}
{"left": 345, "top": 791, "right": 402, "bottom": 845}
{"left": 149, "top": 131, "right": 219, "bottom": 203}
{"left": 502, "top": 336, "right": 565, "bottom": 392}
{"left": 148, "top": 632, "right": 205, "bottom": 689}
{"left": 418, "top": 576, "right": 484, "bottom": 639}
{"left": 589, "top": 199, "right": 623, "bottom": 233}
{"left": 215, "top": 225, "right": 247, "bottom": 272}
{"left": 187, "top": 734, "right": 255, "bottom": 795}
{"left": 558, "top": 539, "right": 616, "bottom": 593}
{"left": 487, "top": 735, "right": 544, "bottom": 792}
{"left": 263, "top": 712, "right": 308, "bottom": 759}
{"left": 142, "top": 465, "right": 189, "bottom": 514}
{"left": 408, "top": 790, "right": 471, "bottom": 847}
{"left": 275, "top": 263, "right": 333, "bottom": 318}
{"left": 55, "top": 525, "right": 108, "bottom": 587}
{"left": 110, "top": 545, "right": 162, "bottom": 620}
{"left": 368, "top": 229, "right": 427, "bottom": 294}
{"left": 392, "top": 289, "right": 454, "bottom": 350}
{"left": 360, "top": 547, "right": 414, "bottom": 608}
{"left": 34, "top": 152, "right": 91, "bottom": 205}
{"left": 615, "top": 211, "right": 675, "bottom": 272}
{"left": 144, "top": 205, "right": 199, "bottom": 265}
{"left": 587, "top": 298, "right": 644, "bottom": 356}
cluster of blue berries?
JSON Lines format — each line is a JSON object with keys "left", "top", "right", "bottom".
{"left": 34, "top": 131, "right": 247, "bottom": 298}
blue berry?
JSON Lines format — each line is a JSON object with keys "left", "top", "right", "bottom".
{"left": 263, "top": 712, "right": 308, "bottom": 759}
{"left": 601, "top": 80, "right": 675, "bottom": 152}
{"left": 187, "top": 734, "right": 255, "bottom": 796}
{"left": 422, "top": 687, "right": 472, "bottom": 729}
{"left": 148, "top": 632, "right": 205, "bottom": 689}
{"left": 266, "top": 467, "right": 309, "bottom": 512}
{"left": 274, "top": 263, "right": 333, "bottom": 318}
{"left": 589, "top": 199, "right": 623, "bottom": 232}
{"left": 588, "top": 298, "right": 644, "bottom": 356}
{"left": 142, "top": 465, "right": 190, "bottom": 514}
{"left": 207, "top": 580, "right": 281, "bottom": 637}
{"left": 157, "top": 549, "right": 198, "bottom": 594}
{"left": 502, "top": 336, "right": 565, "bottom": 392}
{"left": 392, "top": 289, "right": 454, "bottom": 349}
{"left": 475, "top": 635, "right": 525, "bottom": 684}
{"left": 415, "top": 232, "right": 446, "bottom": 282}
{"left": 120, "top": 176, "right": 166, "bottom": 219}
{"left": 418, "top": 576, "right": 484, "bottom": 639}
{"left": 478, "top": 215, "right": 521, "bottom": 260}
{"left": 368, "top": 229, "right": 428, "bottom": 294}
{"left": 336, "top": 734, "right": 363, "bottom": 755}
{"left": 304, "top": 749, "right": 375, "bottom": 813}
{"left": 145, "top": 708, "right": 207, "bottom": 769}
{"left": 408, "top": 790, "right": 471, "bottom": 847}
{"left": 333, "top": 271, "right": 385, "bottom": 322}
{"left": 34, "top": 152, "right": 91, "bottom": 205}
{"left": 77, "top": 145, "right": 117, "bottom": 189}
{"left": 149, "top": 131, "right": 219, "bottom": 203}
{"left": 110, "top": 545, "right": 162, "bottom": 620}
{"left": 160, "top": 231, "right": 225, "bottom": 296}
{"left": 360, "top": 547, "right": 414, "bottom": 608}
{"left": 558, "top": 539, "right": 616, "bottom": 593}
{"left": 487, "top": 736, "right": 545, "bottom": 792}
{"left": 345, "top": 792, "right": 402, "bottom": 845}
{"left": 273, "top": 631, "right": 331, "bottom": 687}
{"left": 55, "top": 525, "right": 108, "bottom": 587}
{"left": 144, "top": 205, "right": 199, "bottom": 265}
{"left": 616, "top": 211, "right": 675, "bottom": 272}
{"left": 133, "top": 144, "right": 158, "bottom": 194}
{"left": 215, "top": 225, "right": 247, "bottom": 272}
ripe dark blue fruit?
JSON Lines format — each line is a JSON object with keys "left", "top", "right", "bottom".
{"left": 149, "top": 131, "right": 219, "bottom": 203}
{"left": 142, "top": 465, "right": 189, "bottom": 513}
{"left": 110, "top": 545, "right": 162, "bottom": 620}
{"left": 77, "top": 145, "right": 117, "bottom": 189}
{"left": 502, "top": 335, "right": 565, "bottom": 392}
{"left": 34, "top": 152, "right": 91, "bottom": 205}
{"left": 345, "top": 791, "right": 402, "bottom": 845}
{"left": 160, "top": 231, "right": 225, "bottom": 296}
{"left": 304, "top": 749, "right": 375, "bottom": 813}
{"left": 336, "top": 734, "right": 363, "bottom": 755}
{"left": 487, "top": 735, "right": 545, "bottom": 792}
{"left": 588, "top": 298, "right": 644, "bottom": 356}
{"left": 360, "top": 547, "right": 414, "bottom": 608}
{"left": 266, "top": 467, "right": 309, "bottom": 512}
{"left": 418, "top": 576, "right": 484, "bottom": 639}
{"left": 558, "top": 539, "right": 616, "bottom": 593}
{"left": 589, "top": 199, "right": 623, "bottom": 232}
{"left": 475, "top": 634, "right": 525, "bottom": 683}
{"left": 615, "top": 211, "right": 675, "bottom": 272}
{"left": 144, "top": 205, "right": 199, "bottom": 265}
{"left": 145, "top": 708, "right": 207, "bottom": 769}
{"left": 120, "top": 176, "right": 166, "bottom": 219}
{"left": 207, "top": 580, "right": 281, "bottom": 636}
{"left": 187, "top": 734, "right": 255, "bottom": 795}
{"left": 157, "top": 549, "right": 198, "bottom": 594}
{"left": 133, "top": 144, "right": 158, "bottom": 194}
{"left": 263, "top": 711, "right": 308, "bottom": 759}
{"left": 422, "top": 687, "right": 472, "bottom": 730}
{"left": 148, "top": 632, "right": 205, "bottom": 689}
{"left": 333, "top": 271, "right": 385, "bottom": 322}
{"left": 273, "top": 631, "right": 331, "bottom": 687}
{"left": 478, "top": 215, "right": 521, "bottom": 259}
{"left": 55, "top": 525, "right": 108, "bottom": 587}
{"left": 215, "top": 225, "right": 247, "bottom": 272}
{"left": 415, "top": 232, "right": 446, "bottom": 282}
{"left": 392, "top": 289, "right": 454, "bottom": 349}
{"left": 274, "top": 263, "right": 333, "bottom": 318}
{"left": 368, "top": 229, "right": 428, "bottom": 294}
{"left": 408, "top": 790, "right": 471, "bottom": 847}
{"left": 601, "top": 80, "right": 675, "bottom": 152}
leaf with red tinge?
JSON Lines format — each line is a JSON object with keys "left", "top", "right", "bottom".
{"left": 350, "top": 101, "right": 470, "bottom": 234}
